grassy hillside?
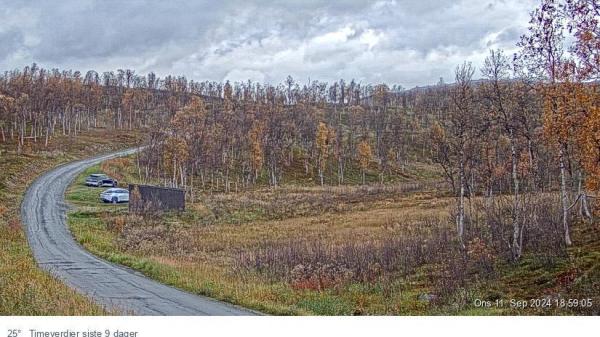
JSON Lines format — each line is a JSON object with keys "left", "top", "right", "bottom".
{"left": 0, "top": 129, "right": 143, "bottom": 315}
{"left": 66, "top": 156, "right": 599, "bottom": 315}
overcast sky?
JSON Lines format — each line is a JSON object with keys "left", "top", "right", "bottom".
{"left": 0, "top": 0, "right": 538, "bottom": 88}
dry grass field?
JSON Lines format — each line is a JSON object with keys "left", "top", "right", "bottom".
{"left": 66, "top": 156, "right": 600, "bottom": 315}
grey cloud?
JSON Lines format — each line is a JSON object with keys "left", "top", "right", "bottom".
{"left": 32, "top": 1, "right": 227, "bottom": 61}
{"left": 496, "top": 26, "right": 523, "bottom": 44}
{"left": 0, "top": 0, "right": 538, "bottom": 87}
{"left": 0, "top": 28, "right": 24, "bottom": 59}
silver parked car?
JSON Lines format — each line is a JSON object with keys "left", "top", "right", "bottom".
{"left": 99, "top": 177, "right": 118, "bottom": 187}
{"left": 86, "top": 174, "right": 118, "bottom": 187}
{"left": 85, "top": 173, "right": 108, "bottom": 187}
{"left": 100, "top": 188, "right": 129, "bottom": 204}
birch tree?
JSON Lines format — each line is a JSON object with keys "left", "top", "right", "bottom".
{"left": 518, "top": 0, "right": 574, "bottom": 245}
{"left": 481, "top": 49, "right": 525, "bottom": 259}
{"left": 449, "top": 62, "right": 477, "bottom": 248}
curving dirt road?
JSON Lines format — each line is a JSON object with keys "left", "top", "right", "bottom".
{"left": 21, "top": 149, "right": 258, "bottom": 315}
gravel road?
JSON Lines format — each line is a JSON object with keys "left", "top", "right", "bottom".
{"left": 21, "top": 148, "right": 258, "bottom": 315}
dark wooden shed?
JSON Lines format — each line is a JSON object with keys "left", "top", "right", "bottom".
{"left": 128, "top": 184, "right": 185, "bottom": 212}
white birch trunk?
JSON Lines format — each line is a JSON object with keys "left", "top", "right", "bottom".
{"left": 559, "top": 145, "right": 572, "bottom": 246}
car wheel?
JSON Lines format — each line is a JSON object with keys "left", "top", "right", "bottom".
{"left": 111, "top": 197, "right": 118, "bottom": 204}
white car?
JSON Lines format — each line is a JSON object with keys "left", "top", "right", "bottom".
{"left": 100, "top": 188, "right": 129, "bottom": 204}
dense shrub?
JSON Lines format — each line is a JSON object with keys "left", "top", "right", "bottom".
{"left": 234, "top": 219, "right": 461, "bottom": 290}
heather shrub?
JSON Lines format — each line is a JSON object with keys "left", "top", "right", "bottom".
{"left": 472, "top": 193, "right": 566, "bottom": 264}
{"left": 234, "top": 218, "right": 462, "bottom": 291}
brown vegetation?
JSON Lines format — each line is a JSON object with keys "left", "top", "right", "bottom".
{"left": 2, "top": 0, "right": 599, "bottom": 315}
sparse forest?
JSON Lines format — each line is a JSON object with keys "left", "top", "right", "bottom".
{"left": 2, "top": 0, "right": 599, "bottom": 315}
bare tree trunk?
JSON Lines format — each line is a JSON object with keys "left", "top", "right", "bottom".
{"left": 172, "top": 158, "right": 177, "bottom": 188}
{"left": 581, "top": 192, "right": 593, "bottom": 220}
{"left": 485, "top": 184, "right": 493, "bottom": 216}
{"left": 457, "top": 150, "right": 465, "bottom": 248}
{"left": 304, "top": 157, "right": 309, "bottom": 174}
{"left": 225, "top": 167, "right": 230, "bottom": 192}
{"left": 559, "top": 145, "right": 572, "bottom": 246}
{"left": 180, "top": 165, "right": 185, "bottom": 189}
{"left": 578, "top": 171, "right": 584, "bottom": 218}
{"left": 136, "top": 152, "right": 142, "bottom": 181}
{"left": 319, "top": 167, "right": 324, "bottom": 186}
{"left": 190, "top": 167, "right": 195, "bottom": 203}
{"left": 201, "top": 169, "right": 205, "bottom": 189}
{"left": 338, "top": 157, "right": 344, "bottom": 185}
{"left": 577, "top": 171, "right": 593, "bottom": 221}
{"left": 510, "top": 132, "right": 522, "bottom": 260}
{"left": 32, "top": 118, "right": 37, "bottom": 142}
{"left": 20, "top": 118, "right": 25, "bottom": 147}
{"left": 271, "top": 166, "right": 278, "bottom": 186}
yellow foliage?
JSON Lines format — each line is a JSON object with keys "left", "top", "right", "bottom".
{"left": 171, "top": 96, "right": 206, "bottom": 139}
{"left": 249, "top": 122, "right": 264, "bottom": 174}
{"left": 316, "top": 122, "right": 333, "bottom": 169}
{"left": 162, "top": 136, "right": 189, "bottom": 178}
{"left": 541, "top": 82, "right": 579, "bottom": 146}
{"left": 357, "top": 140, "right": 373, "bottom": 170}
{"left": 575, "top": 86, "right": 600, "bottom": 191}
{"left": 430, "top": 121, "right": 445, "bottom": 143}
